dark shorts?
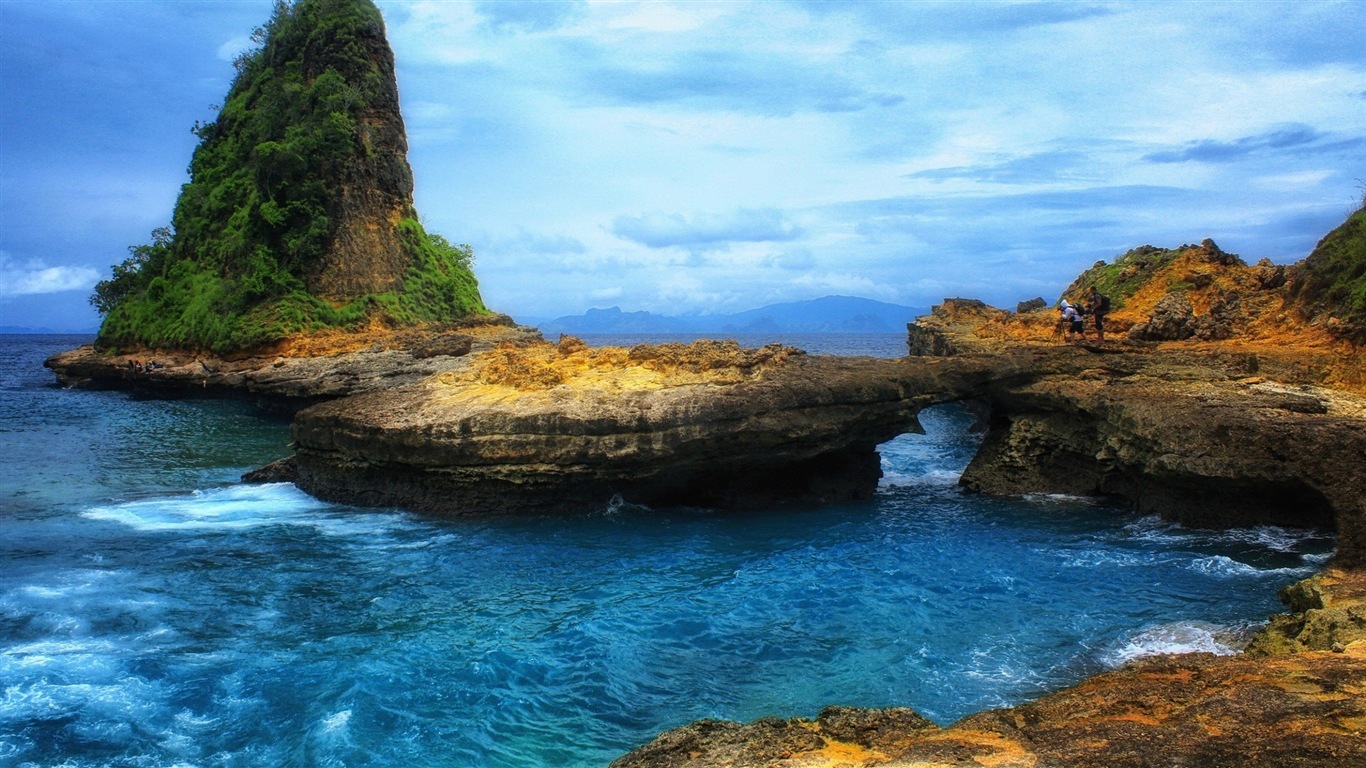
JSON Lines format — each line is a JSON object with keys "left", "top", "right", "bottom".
{"left": 1070, "top": 320, "right": 1084, "bottom": 333}
{"left": 1094, "top": 312, "right": 1105, "bottom": 331}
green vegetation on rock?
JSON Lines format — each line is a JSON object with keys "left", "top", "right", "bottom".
{"left": 1059, "top": 245, "right": 1187, "bottom": 308}
{"left": 91, "top": 0, "right": 486, "bottom": 353}
{"left": 1060, "top": 238, "right": 1247, "bottom": 311}
{"left": 1289, "top": 206, "right": 1366, "bottom": 343}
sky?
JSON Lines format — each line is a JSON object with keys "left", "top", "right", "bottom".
{"left": 1, "top": 0, "right": 1363, "bottom": 331}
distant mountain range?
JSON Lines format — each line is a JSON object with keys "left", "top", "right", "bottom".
{"left": 537, "top": 295, "right": 929, "bottom": 335}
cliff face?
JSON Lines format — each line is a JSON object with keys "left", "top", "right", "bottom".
{"left": 91, "top": 0, "right": 485, "bottom": 353}
{"left": 286, "top": 0, "right": 415, "bottom": 299}
{"left": 958, "top": 350, "right": 1366, "bottom": 566}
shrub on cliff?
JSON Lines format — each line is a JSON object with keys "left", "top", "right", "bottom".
{"left": 91, "top": 0, "right": 486, "bottom": 353}
{"left": 1287, "top": 206, "right": 1366, "bottom": 343}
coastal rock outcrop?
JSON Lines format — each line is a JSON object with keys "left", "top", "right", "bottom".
{"left": 1247, "top": 567, "right": 1366, "bottom": 655}
{"left": 44, "top": 320, "right": 538, "bottom": 406}
{"left": 89, "top": 0, "right": 486, "bottom": 354}
{"left": 959, "top": 353, "right": 1366, "bottom": 564}
{"left": 289, "top": 339, "right": 1001, "bottom": 515}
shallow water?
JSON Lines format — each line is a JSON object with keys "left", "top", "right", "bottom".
{"left": 0, "top": 334, "right": 1334, "bottom": 767}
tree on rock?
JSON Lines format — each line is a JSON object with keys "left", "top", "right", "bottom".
{"left": 92, "top": 0, "right": 486, "bottom": 353}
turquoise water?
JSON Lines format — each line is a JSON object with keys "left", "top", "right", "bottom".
{"left": 0, "top": 334, "right": 1335, "bottom": 768}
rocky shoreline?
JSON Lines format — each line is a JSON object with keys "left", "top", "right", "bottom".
{"left": 610, "top": 569, "right": 1366, "bottom": 768}
{"left": 43, "top": 310, "right": 1366, "bottom": 767}
{"left": 42, "top": 320, "right": 540, "bottom": 408}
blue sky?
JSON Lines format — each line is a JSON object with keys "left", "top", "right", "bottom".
{"left": 1, "top": 0, "right": 1363, "bottom": 330}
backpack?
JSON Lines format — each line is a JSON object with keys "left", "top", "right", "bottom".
{"left": 1096, "top": 294, "right": 1110, "bottom": 312}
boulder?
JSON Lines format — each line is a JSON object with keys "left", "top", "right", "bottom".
{"left": 241, "top": 456, "right": 298, "bottom": 484}
{"left": 410, "top": 333, "right": 474, "bottom": 359}
{"left": 1253, "top": 257, "right": 1287, "bottom": 290}
{"left": 1128, "top": 290, "right": 1196, "bottom": 341}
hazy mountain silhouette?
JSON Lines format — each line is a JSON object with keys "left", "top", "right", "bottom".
{"left": 538, "top": 295, "right": 928, "bottom": 335}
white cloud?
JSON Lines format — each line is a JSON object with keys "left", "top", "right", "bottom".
{"left": 216, "top": 34, "right": 254, "bottom": 62}
{"left": 0, "top": 254, "right": 101, "bottom": 297}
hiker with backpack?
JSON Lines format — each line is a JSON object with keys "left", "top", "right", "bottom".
{"left": 1060, "top": 299, "right": 1085, "bottom": 343}
{"left": 1087, "top": 286, "right": 1110, "bottom": 342}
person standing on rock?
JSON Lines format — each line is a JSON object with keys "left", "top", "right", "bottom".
{"left": 1087, "top": 286, "right": 1110, "bottom": 343}
{"left": 1060, "top": 300, "right": 1085, "bottom": 343}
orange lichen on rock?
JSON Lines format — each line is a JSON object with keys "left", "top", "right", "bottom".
{"left": 458, "top": 336, "right": 804, "bottom": 392}
{"left": 260, "top": 316, "right": 518, "bottom": 358}
{"left": 918, "top": 240, "right": 1350, "bottom": 355}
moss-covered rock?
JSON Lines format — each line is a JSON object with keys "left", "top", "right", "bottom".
{"left": 91, "top": 0, "right": 486, "bottom": 353}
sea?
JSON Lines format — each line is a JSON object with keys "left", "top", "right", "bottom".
{"left": 0, "top": 333, "right": 1336, "bottom": 768}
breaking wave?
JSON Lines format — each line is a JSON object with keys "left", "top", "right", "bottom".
{"left": 1102, "top": 620, "right": 1261, "bottom": 666}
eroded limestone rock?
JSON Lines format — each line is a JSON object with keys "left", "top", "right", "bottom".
{"left": 289, "top": 341, "right": 1001, "bottom": 515}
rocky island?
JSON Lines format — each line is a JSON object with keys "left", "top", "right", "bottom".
{"left": 41, "top": 0, "right": 1366, "bottom": 764}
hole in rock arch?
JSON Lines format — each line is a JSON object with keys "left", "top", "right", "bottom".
{"left": 876, "top": 402, "right": 984, "bottom": 491}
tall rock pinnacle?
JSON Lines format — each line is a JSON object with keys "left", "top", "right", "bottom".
{"left": 92, "top": 0, "right": 485, "bottom": 352}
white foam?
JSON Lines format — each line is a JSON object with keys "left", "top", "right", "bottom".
{"left": 1207, "top": 524, "right": 1332, "bottom": 553}
{"left": 1022, "top": 493, "right": 1102, "bottom": 505}
{"left": 879, "top": 468, "right": 961, "bottom": 488}
{"left": 79, "top": 483, "right": 417, "bottom": 540}
{"left": 82, "top": 483, "right": 329, "bottom": 532}
{"left": 1121, "top": 515, "right": 1186, "bottom": 544}
{"left": 0, "top": 676, "right": 160, "bottom": 725}
{"left": 1103, "top": 621, "right": 1253, "bottom": 667}
{"left": 321, "top": 708, "right": 352, "bottom": 733}
{"left": 1058, "top": 548, "right": 1161, "bottom": 569}
{"left": 1187, "top": 555, "right": 1314, "bottom": 579}
{"left": 1124, "top": 516, "right": 1333, "bottom": 554}
{"left": 16, "top": 570, "right": 116, "bottom": 601}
